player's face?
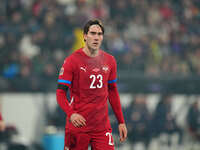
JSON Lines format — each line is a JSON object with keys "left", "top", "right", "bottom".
{"left": 84, "top": 25, "right": 103, "bottom": 51}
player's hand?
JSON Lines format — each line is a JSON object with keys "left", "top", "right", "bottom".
{"left": 118, "top": 123, "right": 127, "bottom": 143}
{"left": 70, "top": 113, "right": 86, "bottom": 128}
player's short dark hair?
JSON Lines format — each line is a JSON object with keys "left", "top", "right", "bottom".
{"left": 83, "top": 19, "right": 104, "bottom": 35}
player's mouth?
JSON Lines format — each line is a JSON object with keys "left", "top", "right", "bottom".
{"left": 93, "top": 42, "right": 99, "bottom": 46}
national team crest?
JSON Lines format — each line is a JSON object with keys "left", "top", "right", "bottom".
{"left": 102, "top": 66, "right": 109, "bottom": 72}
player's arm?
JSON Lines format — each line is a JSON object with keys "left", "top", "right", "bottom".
{"left": 56, "top": 58, "right": 86, "bottom": 127}
{"left": 108, "top": 82, "right": 124, "bottom": 124}
{"left": 108, "top": 57, "right": 127, "bottom": 142}
{"left": 56, "top": 83, "right": 74, "bottom": 118}
{"left": 56, "top": 84, "right": 86, "bottom": 127}
{"left": 108, "top": 82, "right": 127, "bottom": 142}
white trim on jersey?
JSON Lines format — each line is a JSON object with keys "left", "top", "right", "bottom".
{"left": 69, "top": 96, "right": 74, "bottom": 105}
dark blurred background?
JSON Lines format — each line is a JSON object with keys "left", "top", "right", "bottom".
{"left": 0, "top": 0, "right": 200, "bottom": 150}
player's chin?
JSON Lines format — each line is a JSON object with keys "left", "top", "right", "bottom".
{"left": 92, "top": 44, "right": 100, "bottom": 49}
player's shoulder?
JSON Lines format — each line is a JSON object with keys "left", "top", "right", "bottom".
{"left": 64, "top": 48, "right": 82, "bottom": 62}
{"left": 101, "top": 50, "right": 116, "bottom": 64}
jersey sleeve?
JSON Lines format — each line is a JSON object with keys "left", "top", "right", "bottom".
{"left": 108, "top": 56, "right": 125, "bottom": 124}
{"left": 58, "top": 57, "right": 74, "bottom": 87}
{"left": 108, "top": 56, "right": 117, "bottom": 84}
{"left": 56, "top": 56, "right": 76, "bottom": 118}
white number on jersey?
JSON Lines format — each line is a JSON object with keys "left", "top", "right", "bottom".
{"left": 106, "top": 132, "right": 114, "bottom": 146}
{"left": 89, "top": 74, "right": 103, "bottom": 89}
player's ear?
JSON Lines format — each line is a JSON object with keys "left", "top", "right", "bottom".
{"left": 83, "top": 34, "right": 87, "bottom": 42}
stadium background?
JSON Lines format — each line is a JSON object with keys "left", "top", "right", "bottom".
{"left": 0, "top": 0, "right": 200, "bottom": 150}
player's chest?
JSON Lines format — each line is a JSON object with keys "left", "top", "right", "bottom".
{"left": 74, "top": 60, "right": 111, "bottom": 88}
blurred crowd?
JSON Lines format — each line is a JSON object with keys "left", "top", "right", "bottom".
{"left": 0, "top": 0, "right": 200, "bottom": 92}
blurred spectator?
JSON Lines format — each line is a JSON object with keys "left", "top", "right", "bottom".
{"left": 187, "top": 100, "right": 200, "bottom": 141}
{"left": 0, "top": 125, "right": 29, "bottom": 150}
{"left": 152, "top": 94, "right": 183, "bottom": 146}
{"left": 126, "top": 94, "right": 151, "bottom": 149}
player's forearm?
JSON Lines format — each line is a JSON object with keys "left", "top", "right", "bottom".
{"left": 108, "top": 83, "right": 125, "bottom": 124}
{"left": 56, "top": 89, "right": 75, "bottom": 118}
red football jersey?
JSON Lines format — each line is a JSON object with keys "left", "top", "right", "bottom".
{"left": 57, "top": 48, "right": 124, "bottom": 132}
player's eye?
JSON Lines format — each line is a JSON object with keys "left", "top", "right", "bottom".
{"left": 98, "top": 32, "right": 103, "bottom": 36}
{"left": 90, "top": 32, "right": 96, "bottom": 35}
{"left": 89, "top": 32, "right": 103, "bottom": 36}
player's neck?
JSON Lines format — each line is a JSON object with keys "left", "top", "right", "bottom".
{"left": 83, "top": 47, "right": 99, "bottom": 57}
